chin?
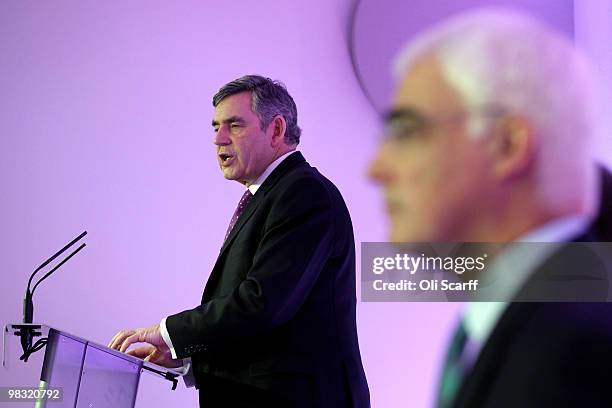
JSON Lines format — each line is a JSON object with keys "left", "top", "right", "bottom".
{"left": 390, "top": 229, "right": 411, "bottom": 243}
{"left": 221, "top": 170, "right": 237, "bottom": 180}
{"left": 390, "top": 226, "right": 430, "bottom": 243}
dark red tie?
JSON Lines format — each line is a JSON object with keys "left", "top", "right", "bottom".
{"left": 224, "top": 189, "right": 254, "bottom": 242}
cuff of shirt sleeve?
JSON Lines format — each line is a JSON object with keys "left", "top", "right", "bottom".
{"left": 168, "top": 358, "right": 195, "bottom": 388}
{"left": 181, "top": 358, "right": 196, "bottom": 388}
{"left": 160, "top": 317, "right": 178, "bottom": 360}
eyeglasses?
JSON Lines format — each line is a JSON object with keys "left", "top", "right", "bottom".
{"left": 382, "top": 107, "right": 506, "bottom": 144}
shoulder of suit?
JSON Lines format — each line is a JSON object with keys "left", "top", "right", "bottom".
{"left": 273, "top": 165, "right": 341, "bottom": 200}
{"left": 508, "top": 301, "right": 612, "bottom": 340}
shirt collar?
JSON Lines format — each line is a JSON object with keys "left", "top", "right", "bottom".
{"left": 247, "top": 150, "right": 297, "bottom": 195}
{"left": 515, "top": 216, "right": 591, "bottom": 243}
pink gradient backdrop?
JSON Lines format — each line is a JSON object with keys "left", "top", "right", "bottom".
{"left": 1, "top": 1, "right": 609, "bottom": 407}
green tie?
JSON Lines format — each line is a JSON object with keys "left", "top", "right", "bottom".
{"left": 437, "top": 322, "right": 468, "bottom": 408}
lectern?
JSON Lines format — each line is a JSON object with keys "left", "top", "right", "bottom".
{"left": 3, "top": 323, "right": 184, "bottom": 407}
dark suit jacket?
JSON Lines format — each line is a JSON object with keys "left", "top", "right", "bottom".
{"left": 448, "top": 167, "right": 612, "bottom": 408}
{"left": 166, "top": 152, "right": 370, "bottom": 407}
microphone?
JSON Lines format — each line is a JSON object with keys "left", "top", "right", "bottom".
{"left": 19, "top": 231, "right": 87, "bottom": 362}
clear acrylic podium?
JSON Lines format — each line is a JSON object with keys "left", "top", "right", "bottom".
{"left": 3, "top": 323, "right": 184, "bottom": 407}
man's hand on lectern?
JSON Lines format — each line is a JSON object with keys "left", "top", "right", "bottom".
{"left": 107, "top": 323, "right": 182, "bottom": 368}
{"left": 125, "top": 344, "right": 183, "bottom": 368}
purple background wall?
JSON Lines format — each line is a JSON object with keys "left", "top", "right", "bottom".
{"left": 351, "top": 0, "right": 574, "bottom": 114}
{"left": 1, "top": 1, "right": 609, "bottom": 407}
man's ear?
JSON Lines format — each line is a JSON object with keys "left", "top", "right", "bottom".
{"left": 488, "top": 115, "right": 537, "bottom": 180}
{"left": 268, "top": 115, "right": 287, "bottom": 147}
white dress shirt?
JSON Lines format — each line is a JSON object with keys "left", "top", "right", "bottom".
{"left": 159, "top": 150, "right": 298, "bottom": 386}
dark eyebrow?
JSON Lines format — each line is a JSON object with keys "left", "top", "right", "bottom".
{"left": 382, "top": 108, "right": 426, "bottom": 123}
{"left": 211, "top": 116, "right": 247, "bottom": 128}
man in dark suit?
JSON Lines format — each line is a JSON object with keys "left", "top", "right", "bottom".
{"left": 109, "top": 75, "right": 369, "bottom": 407}
{"left": 368, "top": 8, "right": 612, "bottom": 408}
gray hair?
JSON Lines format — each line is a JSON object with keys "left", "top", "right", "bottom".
{"left": 393, "top": 8, "right": 601, "bottom": 216}
{"left": 212, "top": 75, "right": 301, "bottom": 145}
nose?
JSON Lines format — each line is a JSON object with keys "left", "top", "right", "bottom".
{"left": 213, "top": 126, "right": 231, "bottom": 146}
{"left": 367, "top": 144, "right": 391, "bottom": 184}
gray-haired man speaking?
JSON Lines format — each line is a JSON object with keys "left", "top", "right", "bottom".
{"left": 109, "top": 75, "right": 370, "bottom": 407}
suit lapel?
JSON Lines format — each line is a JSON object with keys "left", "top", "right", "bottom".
{"left": 203, "top": 151, "right": 307, "bottom": 301}
{"left": 452, "top": 226, "right": 602, "bottom": 407}
{"left": 456, "top": 302, "right": 538, "bottom": 407}
{"left": 218, "top": 151, "right": 306, "bottom": 256}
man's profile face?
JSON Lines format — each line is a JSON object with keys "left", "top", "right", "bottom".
{"left": 368, "top": 56, "right": 493, "bottom": 242}
{"left": 212, "top": 92, "right": 273, "bottom": 185}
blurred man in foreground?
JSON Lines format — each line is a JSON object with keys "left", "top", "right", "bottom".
{"left": 369, "top": 9, "right": 612, "bottom": 407}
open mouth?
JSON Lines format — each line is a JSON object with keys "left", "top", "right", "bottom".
{"left": 219, "top": 153, "right": 234, "bottom": 165}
